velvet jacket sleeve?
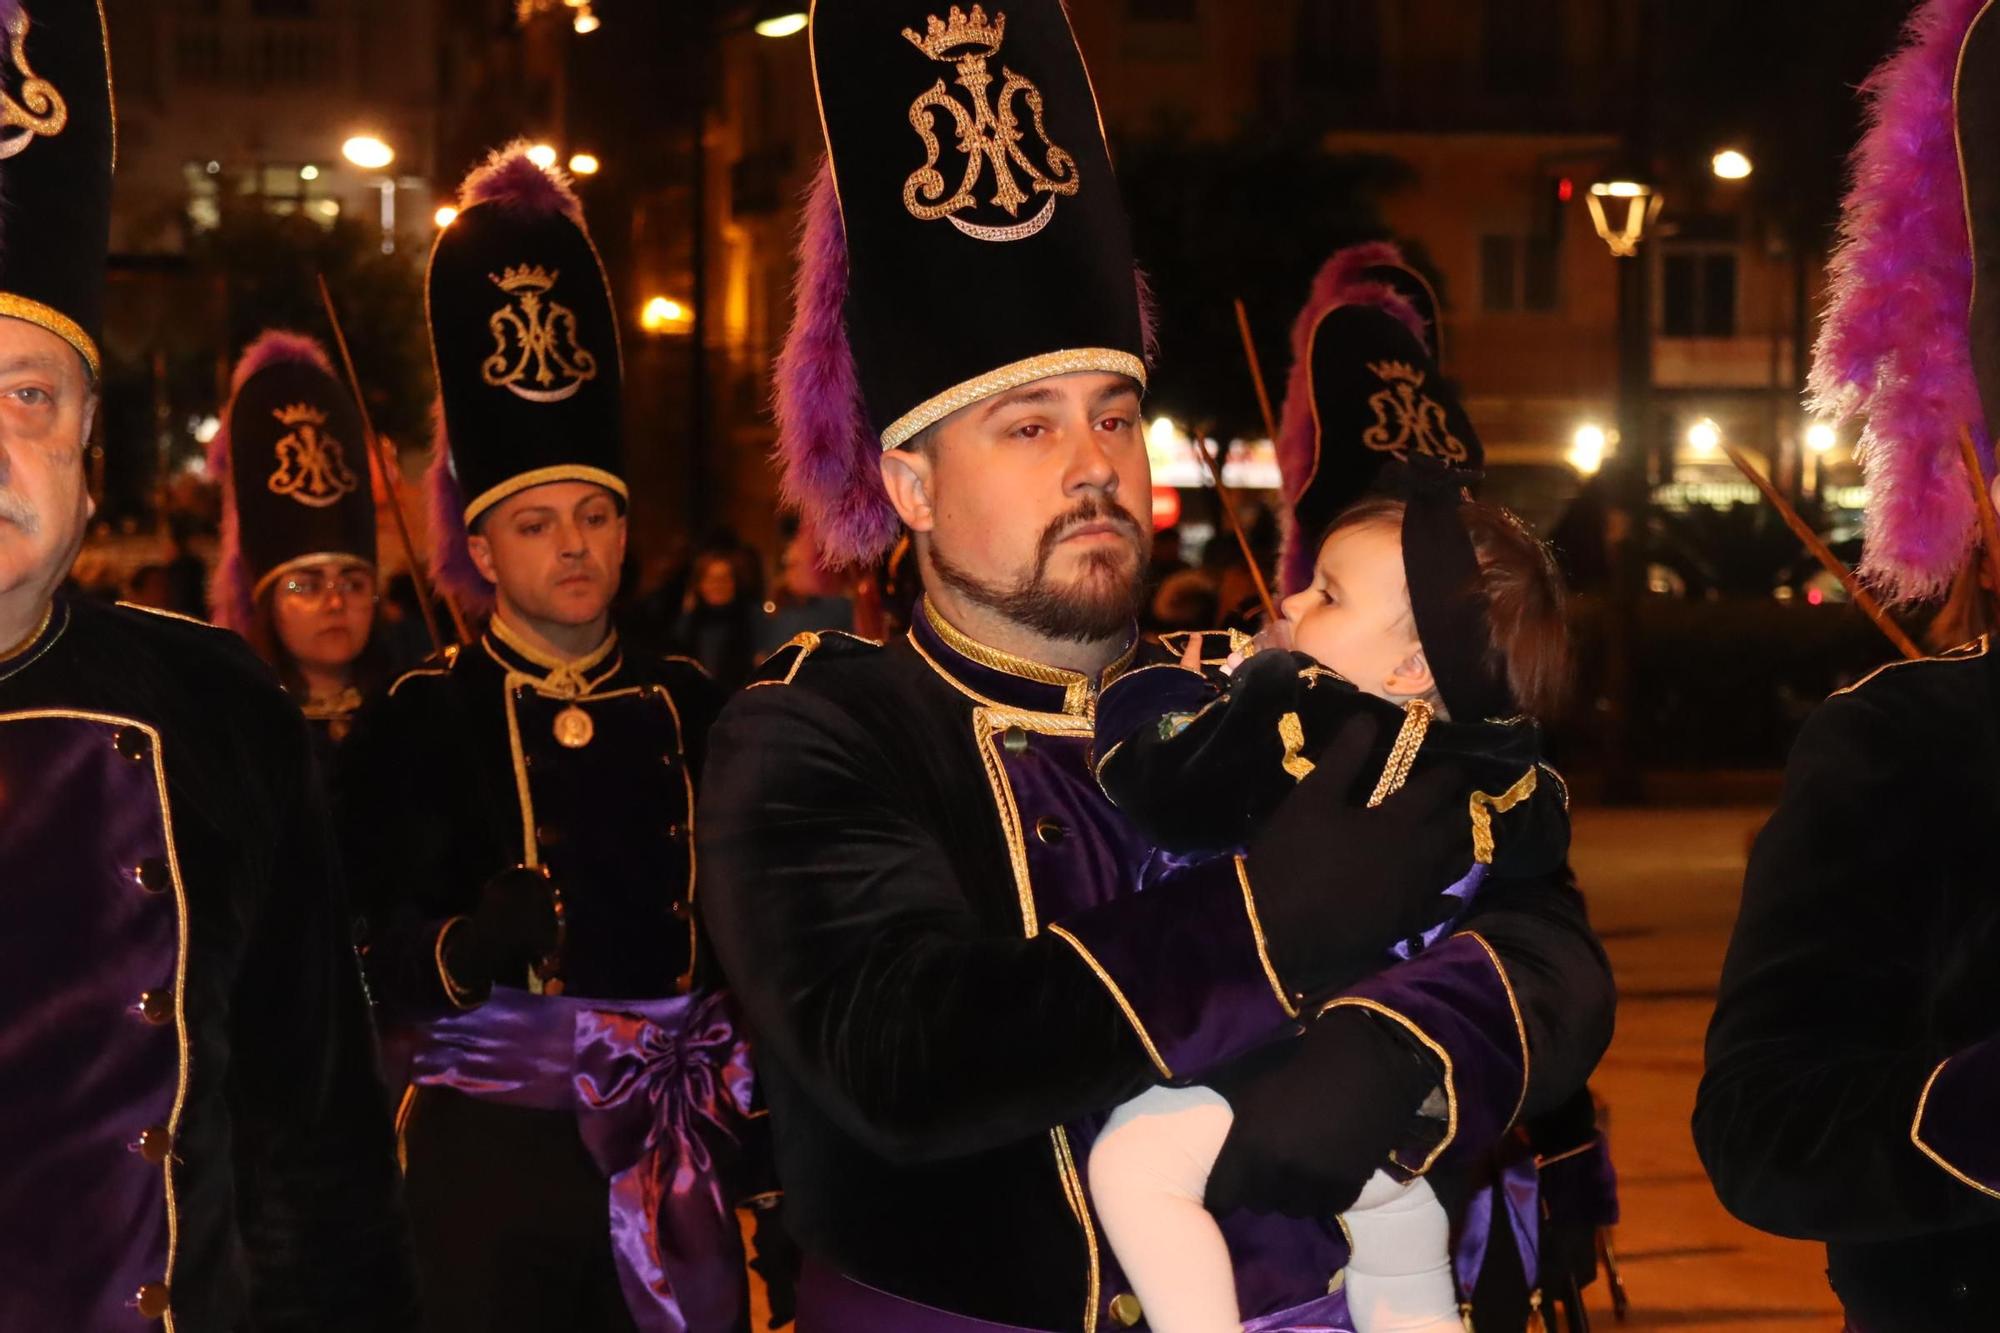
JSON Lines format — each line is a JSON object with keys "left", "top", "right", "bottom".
{"left": 1307, "top": 861, "right": 1612, "bottom": 1177}
{"left": 1694, "top": 682, "right": 2000, "bottom": 1241}
{"left": 339, "top": 673, "right": 481, "bottom": 1018}
{"left": 231, "top": 707, "right": 418, "bottom": 1329}
{"left": 1095, "top": 652, "right": 1358, "bottom": 854}
{"left": 698, "top": 681, "right": 1295, "bottom": 1165}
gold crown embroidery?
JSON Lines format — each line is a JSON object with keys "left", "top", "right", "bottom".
{"left": 0, "top": 9, "right": 68, "bottom": 161}
{"left": 1361, "top": 360, "right": 1467, "bottom": 464}
{"left": 482, "top": 265, "right": 600, "bottom": 403}
{"left": 266, "top": 403, "right": 359, "bottom": 508}
{"left": 900, "top": 5, "right": 1079, "bottom": 244}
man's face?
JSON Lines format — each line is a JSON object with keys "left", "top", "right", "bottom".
{"left": 0, "top": 319, "right": 94, "bottom": 605}
{"left": 890, "top": 371, "right": 1151, "bottom": 643}
{"left": 467, "top": 480, "right": 626, "bottom": 627}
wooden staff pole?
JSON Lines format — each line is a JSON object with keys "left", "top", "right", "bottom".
{"left": 1721, "top": 441, "right": 1920, "bottom": 660}
{"left": 315, "top": 273, "right": 465, "bottom": 650}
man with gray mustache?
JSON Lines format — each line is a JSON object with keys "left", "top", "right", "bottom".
{"left": 0, "top": 1, "right": 416, "bottom": 1326}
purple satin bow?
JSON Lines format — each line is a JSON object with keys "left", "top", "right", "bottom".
{"left": 1453, "top": 1134, "right": 1541, "bottom": 1301}
{"left": 410, "top": 987, "right": 758, "bottom": 1332}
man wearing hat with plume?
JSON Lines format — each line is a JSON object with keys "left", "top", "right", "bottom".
{"left": 1697, "top": 2, "right": 2000, "bottom": 1325}
{"left": 339, "top": 143, "right": 755, "bottom": 1332}
{"left": 0, "top": 2, "right": 417, "bottom": 1327}
{"left": 699, "top": 3, "right": 1613, "bottom": 1328}
{"left": 209, "top": 329, "right": 386, "bottom": 769}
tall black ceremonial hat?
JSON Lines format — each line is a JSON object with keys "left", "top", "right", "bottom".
{"left": 1276, "top": 241, "right": 1506, "bottom": 720}
{"left": 1278, "top": 264, "right": 1481, "bottom": 593}
{"left": 775, "top": 0, "right": 1149, "bottom": 567}
{"left": 425, "top": 143, "right": 624, "bottom": 530}
{"left": 208, "top": 332, "right": 376, "bottom": 634}
{"left": 0, "top": 0, "right": 113, "bottom": 376}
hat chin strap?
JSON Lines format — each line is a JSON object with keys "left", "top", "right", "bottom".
{"left": 1394, "top": 460, "right": 1511, "bottom": 723}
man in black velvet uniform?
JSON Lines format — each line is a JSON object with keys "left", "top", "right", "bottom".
{"left": 0, "top": 3, "right": 416, "bottom": 1327}
{"left": 1696, "top": 4, "right": 2000, "bottom": 1328}
{"left": 700, "top": 4, "right": 1614, "bottom": 1328}
{"left": 340, "top": 143, "right": 750, "bottom": 1332}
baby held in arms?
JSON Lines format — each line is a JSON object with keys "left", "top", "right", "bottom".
{"left": 1086, "top": 493, "right": 1573, "bottom": 1333}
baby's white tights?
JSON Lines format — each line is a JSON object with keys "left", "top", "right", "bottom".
{"left": 1088, "top": 1084, "right": 1460, "bottom": 1333}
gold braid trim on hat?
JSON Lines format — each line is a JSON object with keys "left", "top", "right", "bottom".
{"left": 880, "top": 348, "right": 1146, "bottom": 450}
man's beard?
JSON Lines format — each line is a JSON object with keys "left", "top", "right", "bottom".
{"left": 929, "top": 497, "right": 1148, "bottom": 643}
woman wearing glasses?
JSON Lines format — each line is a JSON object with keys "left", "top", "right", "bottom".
{"left": 209, "top": 330, "right": 385, "bottom": 763}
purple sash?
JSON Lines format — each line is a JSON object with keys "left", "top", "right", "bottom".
{"left": 798, "top": 1259, "right": 1355, "bottom": 1332}
{"left": 409, "top": 986, "right": 757, "bottom": 1333}
{"left": 1452, "top": 1135, "right": 1541, "bottom": 1302}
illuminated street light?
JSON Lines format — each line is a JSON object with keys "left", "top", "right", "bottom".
{"left": 434, "top": 205, "right": 459, "bottom": 228}
{"left": 1585, "top": 171, "right": 1662, "bottom": 259}
{"left": 1806, "top": 421, "right": 1838, "bottom": 454}
{"left": 526, "top": 143, "right": 558, "bottom": 170}
{"left": 641, "top": 295, "right": 693, "bottom": 335}
{"left": 568, "top": 152, "right": 600, "bottom": 176}
{"left": 1712, "top": 149, "right": 1754, "bottom": 181}
{"left": 299, "top": 164, "right": 319, "bottom": 181}
{"left": 572, "top": 4, "right": 599, "bottom": 33}
{"left": 1146, "top": 416, "right": 1183, "bottom": 453}
{"left": 1568, "top": 423, "right": 1608, "bottom": 476}
{"left": 341, "top": 135, "right": 394, "bottom": 170}
{"left": 754, "top": 10, "right": 808, "bottom": 37}
{"left": 1687, "top": 418, "right": 1722, "bottom": 457}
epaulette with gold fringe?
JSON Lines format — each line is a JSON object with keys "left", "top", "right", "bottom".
{"left": 746, "top": 629, "right": 882, "bottom": 689}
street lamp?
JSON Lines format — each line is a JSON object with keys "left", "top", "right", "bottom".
{"left": 341, "top": 135, "right": 394, "bottom": 171}
{"left": 1687, "top": 418, "right": 1722, "bottom": 458}
{"left": 1568, "top": 423, "right": 1608, "bottom": 476}
{"left": 572, "top": 4, "right": 599, "bottom": 34}
{"left": 1587, "top": 176, "right": 1663, "bottom": 260}
{"left": 1805, "top": 422, "right": 1837, "bottom": 454}
{"left": 434, "top": 205, "right": 458, "bottom": 229}
{"left": 526, "top": 143, "right": 558, "bottom": 170}
{"left": 640, "top": 295, "right": 693, "bottom": 336}
{"left": 1712, "top": 148, "right": 1753, "bottom": 181}
{"left": 568, "top": 152, "right": 600, "bottom": 176}
{"left": 753, "top": 3, "right": 808, "bottom": 37}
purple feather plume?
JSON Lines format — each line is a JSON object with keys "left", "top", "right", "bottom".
{"left": 773, "top": 162, "right": 897, "bottom": 569}
{"left": 774, "top": 163, "right": 1167, "bottom": 570}
{"left": 457, "top": 140, "right": 582, "bottom": 220}
{"left": 1273, "top": 242, "right": 1428, "bottom": 594}
{"left": 1811, "top": 0, "right": 1989, "bottom": 602}
{"left": 207, "top": 330, "right": 338, "bottom": 634}
{"left": 423, "top": 398, "right": 495, "bottom": 622}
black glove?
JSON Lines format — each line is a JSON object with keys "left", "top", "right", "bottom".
{"left": 1204, "top": 1005, "right": 1440, "bottom": 1217}
{"left": 1243, "top": 714, "right": 1473, "bottom": 1001}
{"left": 445, "top": 865, "right": 561, "bottom": 993}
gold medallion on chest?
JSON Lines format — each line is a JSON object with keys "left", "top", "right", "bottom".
{"left": 553, "top": 704, "right": 595, "bottom": 749}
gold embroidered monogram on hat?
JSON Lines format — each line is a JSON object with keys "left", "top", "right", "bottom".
{"left": 0, "top": 8, "right": 67, "bottom": 161}
{"left": 266, "top": 403, "right": 360, "bottom": 507}
{"left": 482, "top": 264, "right": 600, "bottom": 403}
{"left": 901, "top": 5, "right": 1080, "bottom": 243}
{"left": 1363, "top": 361, "right": 1468, "bottom": 463}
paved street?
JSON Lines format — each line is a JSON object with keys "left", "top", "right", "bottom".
{"left": 1574, "top": 805, "right": 1844, "bottom": 1331}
